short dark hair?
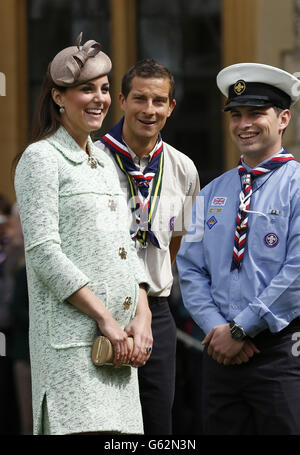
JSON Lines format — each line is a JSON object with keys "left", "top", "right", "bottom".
{"left": 121, "top": 59, "right": 175, "bottom": 103}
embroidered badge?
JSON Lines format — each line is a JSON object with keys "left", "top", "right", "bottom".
{"left": 169, "top": 216, "right": 175, "bottom": 231}
{"left": 264, "top": 232, "right": 279, "bottom": 248}
{"left": 207, "top": 216, "right": 217, "bottom": 230}
{"left": 209, "top": 207, "right": 223, "bottom": 214}
{"left": 234, "top": 80, "right": 246, "bottom": 95}
{"left": 211, "top": 197, "right": 227, "bottom": 207}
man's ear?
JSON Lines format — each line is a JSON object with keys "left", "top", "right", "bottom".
{"left": 118, "top": 92, "right": 126, "bottom": 112}
{"left": 167, "top": 98, "right": 176, "bottom": 118}
{"left": 279, "top": 108, "right": 291, "bottom": 133}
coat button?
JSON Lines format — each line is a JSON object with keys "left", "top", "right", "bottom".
{"left": 123, "top": 297, "right": 132, "bottom": 310}
{"left": 119, "top": 247, "right": 127, "bottom": 259}
{"left": 108, "top": 199, "right": 117, "bottom": 211}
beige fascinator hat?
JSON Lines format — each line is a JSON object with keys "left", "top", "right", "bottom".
{"left": 50, "top": 32, "right": 112, "bottom": 87}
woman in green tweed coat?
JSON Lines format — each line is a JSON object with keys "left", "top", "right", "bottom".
{"left": 13, "top": 34, "right": 152, "bottom": 435}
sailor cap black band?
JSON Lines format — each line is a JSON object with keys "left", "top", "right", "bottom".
{"left": 224, "top": 81, "right": 292, "bottom": 111}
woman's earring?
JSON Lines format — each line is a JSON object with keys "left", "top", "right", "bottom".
{"left": 59, "top": 106, "right": 65, "bottom": 114}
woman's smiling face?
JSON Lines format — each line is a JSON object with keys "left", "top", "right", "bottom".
{"left": 52, "top": 75, "right": 111, "bottom": 147}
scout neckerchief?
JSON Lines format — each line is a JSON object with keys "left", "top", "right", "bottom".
{"left": 231, "top": 149, "right": 295, "bottom": 271}
{"left": 100, "top": 117, "right": 163, "bottom": 248}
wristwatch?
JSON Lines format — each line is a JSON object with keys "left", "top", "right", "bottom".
{"left": 229, "top": 320, "right": 246, "bottom": 341}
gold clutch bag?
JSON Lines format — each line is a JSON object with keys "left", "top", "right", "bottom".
{"left": 91, "top": 336, "right": 134, "bottom": 366}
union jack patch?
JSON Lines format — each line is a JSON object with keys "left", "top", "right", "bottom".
{"left": 211, "top": 196, "right": 227, "bottom": 207}
{"left": 207, "top": 216, "right": 217, "bottom": 230}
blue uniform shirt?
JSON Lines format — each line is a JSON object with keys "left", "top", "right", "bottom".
{"left": 177, "top": 155, "right": 300, "bottom": 338}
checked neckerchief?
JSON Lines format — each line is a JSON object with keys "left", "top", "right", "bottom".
{"left": 100, "top": 117, "right": 163, "bottom": 248}
{"left": 231, "top": 149, "right": 295, "bottom": 271}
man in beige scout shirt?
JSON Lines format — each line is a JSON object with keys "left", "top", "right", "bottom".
{"left": 96, "top": 59, "right": 200, "bottom": 434}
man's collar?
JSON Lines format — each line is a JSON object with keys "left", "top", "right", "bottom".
{"left": 122, "top": 138, "right": 157, "bottom": 162}
{"left": 241, "top": 147, "right": 284, "bottom": 170}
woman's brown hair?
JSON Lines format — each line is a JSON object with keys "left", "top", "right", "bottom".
{"left": 12, "top": 64, "right": 66, "bottom": 172}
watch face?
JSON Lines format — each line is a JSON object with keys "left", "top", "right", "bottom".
{"left": 231, "top": 324, "right": 245, "bottom": 340}
{"left": 234, "top": 328, "right": 243, "bottom": 339}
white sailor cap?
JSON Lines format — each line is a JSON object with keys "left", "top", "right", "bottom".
{"left": 217, "top": 63, "right": 300, "bottom": 111}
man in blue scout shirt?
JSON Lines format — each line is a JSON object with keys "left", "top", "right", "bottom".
{"left": 177, "top": 63, "right": 300, "bottom": 434}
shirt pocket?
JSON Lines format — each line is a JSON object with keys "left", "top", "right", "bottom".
{"left": 250, "top": 214, "right": 287, "bottom": 264}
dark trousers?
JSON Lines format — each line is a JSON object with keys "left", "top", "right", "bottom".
{"left": 138, "top": 297, "right": 177, "bottom": 435}
{"left": 202, "top": 320, "right": 300, "bottom": 435}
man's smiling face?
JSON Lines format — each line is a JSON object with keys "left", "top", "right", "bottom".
{"left": 228, "top": 105, "right": 290, "bottom": 167}
{"left": 119, "top": 76, "right": 176, "bottom": 146}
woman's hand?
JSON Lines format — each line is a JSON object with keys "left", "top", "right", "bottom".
{"left": 97, "top": 313, "right": 132, "bottom": 368}
{"left": 67, "top": 285, "right": 132, "bottom": 367}
{"left": 124, "top": 286, "right": 153, "bottom": 368}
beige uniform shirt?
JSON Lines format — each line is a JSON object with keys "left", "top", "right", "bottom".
{"left": 96, "top": 140, "right": 200, "bottom": 297}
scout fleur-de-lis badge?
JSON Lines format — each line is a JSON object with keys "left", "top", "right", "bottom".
{"left": 234, "top": 80, "right": 246, "bottom": 95}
